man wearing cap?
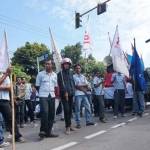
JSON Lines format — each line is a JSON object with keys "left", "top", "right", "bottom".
{"left": 57, "top": 58, "right": 76, "bottom": 135}
{"left": 36, "top": 60, "right": 59, "bottom": 139}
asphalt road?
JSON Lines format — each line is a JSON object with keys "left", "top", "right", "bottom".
{"left": 4, "top": 108, "right": 150, "bottom": 150}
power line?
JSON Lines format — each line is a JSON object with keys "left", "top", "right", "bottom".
{"left": 0, "top": 14, "right": 49, "bottom": 38}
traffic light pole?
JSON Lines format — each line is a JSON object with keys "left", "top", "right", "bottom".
{"left": 75, "top": 0, "right": 111, "bottom": 29}
{"left": 80, "top": 6, "right": 97, "bottom": 17}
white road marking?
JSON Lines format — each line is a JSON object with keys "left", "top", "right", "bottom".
{"left": 143, "top": 113, "right": 149, "bottom": 116}
{"left": 127, "top": 117, "right": 137, "bottom": 122}
{"left": 111, "top": 122, "right": 126, "bottom": 129}
{"left": 84, "top": 130, "right": 107, "bottom": 139}
{"left": 51, "top": 142, "right": 78, "bottom": 150}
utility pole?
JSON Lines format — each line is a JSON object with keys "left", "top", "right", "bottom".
{"left": 75, "top": 0, "right": 111, "bottom": 29}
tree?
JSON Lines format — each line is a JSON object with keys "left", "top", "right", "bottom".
{"left": 12, "top": 64, "right": 30, "bottom": 82}
{"left": 61, "top": 42, "right": 82, "bottom": 65}
{"left": 12, "top": 42, "right": 50, "bottom": 75}
{"left": 79, "top": 56, "right": 105, "bottom": 76}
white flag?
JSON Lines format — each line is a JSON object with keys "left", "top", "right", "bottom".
{"left": 49, "top": 28, "right": 62, "bottom": 72}
{"left": 0, "top": 31, "right": 9, "bottom": 72}
{"left": 111, "top": 26, "right": 129, "bottom": 77}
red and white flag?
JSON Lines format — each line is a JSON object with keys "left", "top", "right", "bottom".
{"left": 111, "top": 25, "right": 129, "bottom": 77}
{"left": 0, "top": 31, "right": 9, "bottom": 72}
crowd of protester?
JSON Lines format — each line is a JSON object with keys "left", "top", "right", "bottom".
{"left": 0, "top": 57, "right": 146, "bottom": 149}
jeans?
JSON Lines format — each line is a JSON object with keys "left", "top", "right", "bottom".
{"left": 39, "top": 95, "right": 55, "bottom": 135}
{"left": 0, "top": 100, "right": 22, "bottom": 140}
{"left": 75, "top": 95, "right": 93, "bottom": 125}
{"left": 114, "top": 89, "right": 125, "bottom": 116}
{"left": 62, "top": 95, "right": 73, "bottom": 128}
{"left": 133, "top": 91, "right": 145, "bottom": 113}
{"left": 0, "top": 113, "right": 4, "bottom": 144}
{"left": 93, "top": 95, "right": 105, "bottom": 119}
{"left": 16, "top": 100, "right": 25, "bottom": 125}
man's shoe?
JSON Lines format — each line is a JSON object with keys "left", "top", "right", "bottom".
{"left": 100, "top": 118, "right": 107, "bottom": 123}
{"left": 0, "top": 141, "right": 10, "bottom": 148}
{"left": 76, "top": 124, "right": 81, "bottom": 129}
{"left": 113, "top": 115, "right": 118, "bottom": 119}
{"left": 137, "top": 112, "right": 143, "bottom": 117}
{"left": 65, "top": 127, "right": 70, "bottom": 135}
{"left": 39, "top": 131, "right": 46, "bottom": 139}
{"left": 70, "top": 127, "right": 77, "bottom": 131}
{"left": 86, "top": 122, "right": 95, "bottom": 126}
{"left": 16, "top": 137, "right": 26, "bottom": 143}
{"left": 6, "top": 134, "right": 12, "bottom": 142}
{"left": 132, "top": 112, "right": 136, "bottom": 116}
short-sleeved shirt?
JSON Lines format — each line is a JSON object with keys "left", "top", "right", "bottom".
{"left": 36, "top": 70, "right": 57, "bottom": 98}
{"left": 93, "top": 76, "right": 104, "bottom": 95}
{"left": 0, "top": 75, "right": 10, "bottom": 101}
{"left": 73, "top": 73, "right": 88, "bottom": 96}
{"left": 111, "top": 73, "right": 126, "bottom": 90}
{"left": 125, "top": 82, "right": 133, "bottom": 99}
{"left": 25, "top": 83, "right": 32, "bottom": 100}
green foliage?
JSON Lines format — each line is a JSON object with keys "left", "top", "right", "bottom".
{"left": 12, "top": 64, "right": 30, "bottom": 80}
{"left": 12, "top": 41, "right": 105, "bottom": 78}
{"left": 61, "top": 42, "right": 82, "bottom": 65}
{"left": 12, "top": 42, "right": 50, "bottom": 76}
{"left": 78, "top": 56, "right": 105, "bottom": 76}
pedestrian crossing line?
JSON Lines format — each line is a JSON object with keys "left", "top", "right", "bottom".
{"left": 127, "top": 117, "right": 137, "bottom": 122}
{"left": 111, "top": 122, "right": 126, "bottom": 129}
{"left": 84, "top": 130, "right": 107, "bottom": 139}
{"left": 51, "top": 142, "right": 78, "bottom": 150}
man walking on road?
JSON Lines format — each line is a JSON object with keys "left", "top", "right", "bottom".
{"left": 36, "top": 60, "right": 59, "bottom": 139}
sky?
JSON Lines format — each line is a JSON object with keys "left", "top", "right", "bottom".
{"left": 0, "top": 0, "right": 150, "bottom": 67}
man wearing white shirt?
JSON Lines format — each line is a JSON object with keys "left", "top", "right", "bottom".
{"left": 73, "top": 64, "right": 94, "bottom": 128}
{"left": 0, "top": 68, "right": 24, "bottom": 142}
{"left": 36, "top": 60, "right": 59, "bottom": 139}
{"left": 93, "top": 71, "right": 106, "bottom": 123}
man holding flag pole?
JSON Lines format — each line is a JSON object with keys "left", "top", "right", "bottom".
{"left": 0, "top": 31, "right": 25, "bottom": 150}
{"left": 130, "top": 39, "right": 146, "bottom": 117}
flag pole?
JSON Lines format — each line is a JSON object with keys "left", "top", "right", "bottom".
{"left": 109, "top": 25, "right": 118, "bottom": 56}
{"left": 4, "top": 31, "right": 16, "bottom": 150}
{"left": 37, "top": 57, "right": 39, "bottom": 73}
{"left": 108, "top": 32, "right": 112, "bottom": 49}
{"left": 10, "top": 72, "right": 16, "bottom": 150}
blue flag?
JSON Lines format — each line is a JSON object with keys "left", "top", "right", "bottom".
{"left": 130, "top": 44, "right": 146, "bottom": 91}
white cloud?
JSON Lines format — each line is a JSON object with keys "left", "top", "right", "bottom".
{"left": 25, "top": 0, "right": 150, "bottom": 67}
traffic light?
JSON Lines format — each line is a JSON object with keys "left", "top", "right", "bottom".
{"left": 75, "top": 12, "right": 82, "bottom": 29}
{"left": 97, "top": 3, "right": 107, "bottom": 15}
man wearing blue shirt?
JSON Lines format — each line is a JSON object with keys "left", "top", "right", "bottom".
{"left": 111, "top": 72, "right": 126, "bottom": 118}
